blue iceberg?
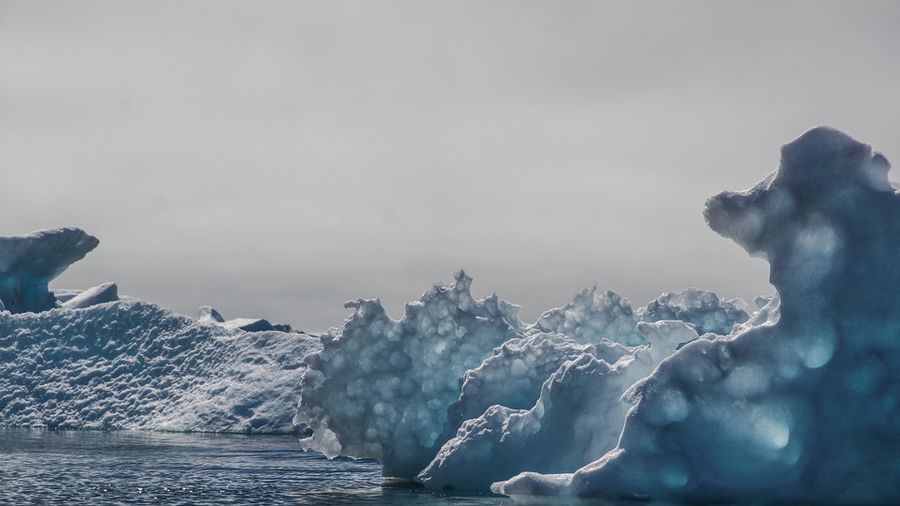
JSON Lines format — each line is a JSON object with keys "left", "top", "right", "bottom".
{"left": 494, "top": 127, "right": 900, "bottom": 503}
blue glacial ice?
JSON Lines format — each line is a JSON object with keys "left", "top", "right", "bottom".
{"left": 295, "top": 271, "right": 523, "bottom": 479}
{"left": 493, "top": 127, "right": 900, "bottom": 503}
{"left": 418, "top": 320, "right": 702, "bottom": 492}
{"left": 0, "top": 299, "right": 320, "bottom": 432}
{"left": 297, "top": 275, "right": 752, "bottom": 485}
{"left": 0, "top": 228, "right": 99, "bottom": 313}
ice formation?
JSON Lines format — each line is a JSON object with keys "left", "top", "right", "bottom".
{"left": 0, "top": 228, "right": 98, "bottom": 313}
{"left": 418, "top": 321, "right": 701, "bottom": 492}
{"left": 446, "top": 333, "right": 597, "bottom": 428}
{"left": 61, "top": 282, "right": 119, "bottom": 309}
{"left": 198, "top": 305, "right": 292, "bottom": 333}
{"left": 638, "top": 288, "right": 749, "bottom": 335}
{"left": 494, "top": 127, "right": 900, "bottom": 503}
{"left": 295, "top": 273, "right": 751, "bottom": 487}
{"left": 0, "top": 299, "right": 320, "bottom": 432}
{"left": 295, "top": 271, "right": 523, "bottom": 479}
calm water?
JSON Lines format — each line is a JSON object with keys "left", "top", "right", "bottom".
{"left": 0, "top": 429, "right": 511, "bottom": 505}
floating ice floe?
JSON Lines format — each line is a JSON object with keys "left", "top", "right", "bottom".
{"left": 297, "top": 275, "right": 750, "bottom": 488}
{"left": 419, "top": 320, "right": 701, "bottom": 492}
{"left": 62, "top": 282, "right": 119, "bottom": 309}
{"left": 494, "top": 127, "right": 900, "bottom": 503}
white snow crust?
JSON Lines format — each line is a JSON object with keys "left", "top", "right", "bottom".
{"left": 0, "top": 299, "right": 319, "bottom": 433}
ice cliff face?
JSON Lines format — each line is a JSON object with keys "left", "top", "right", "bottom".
{"left": 494, "top": 127, "right": 900, "bottom": 503}
{"left": 0, "top": 300, "right": 320, "bottom": 432}
{"left": 0, "top": 228, "right": 98, "bottom": 313}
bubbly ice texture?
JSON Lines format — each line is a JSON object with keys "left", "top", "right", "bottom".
{"left": 418, "top": 320, "right": 702, "bottom": 492}
{"left": 295, "top": 265, "right": 747, "bottom": 488}
{"left": 446, "top": 332, "right": 597, "bottom": 429}
{"left": 533, "top": 287, "right": 646, "bottom": 346}
{"left": 494, "top": 127, "right": 900, "bottom": 503}
{"left": 638, "top": 288, "right": 749, "bottom": 335}
{"left": 295, "top": 271, "right": 523, "bottom": 479}
{"left": 0, "top": 228, "right": 98, "bottom": 313}
{"left": 0, "top": 299, "right": 320, "bottom": 433}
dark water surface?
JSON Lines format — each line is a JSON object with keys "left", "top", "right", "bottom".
{"left": 0, "top": 429, "right": 510, "bottom": 505}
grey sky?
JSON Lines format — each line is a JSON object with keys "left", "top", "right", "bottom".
{"left": 2, "top": 1, "right": 899, "bottom": 331}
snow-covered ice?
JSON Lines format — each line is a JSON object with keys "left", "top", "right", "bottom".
{"left": 0, "top": 299, "right": 320, "bottom": 432}
{"left": 0, "top": 231, "right": 319, "bottom": 434}
{"left": 418, "top": 320, "right": 702, "bottom": 492}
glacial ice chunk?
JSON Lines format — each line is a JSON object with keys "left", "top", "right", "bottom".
{"left": 295, "top": 271, "right": 522, "bottom": 479}
{"left": 494, "top": 127, "right": 900, "bottom": 504}
{"left": 0, "top": 299, "right": 320, "bottom": 432}
{"left": 198, "top": 306, "right": 293, "bottom": 333}
{"left": 0, "top": 228, "right": 98, "bottom": 313}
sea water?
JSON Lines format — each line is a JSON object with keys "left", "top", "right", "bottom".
{"left": 0, "top": 429, "right": 510, "bottom": 505}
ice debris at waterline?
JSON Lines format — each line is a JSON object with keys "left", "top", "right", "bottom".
{"left": 491, "top": 127, "right": 900, "bottom": 503}
{"left": 0, "top": 229, "right": 320, "bottom": 433}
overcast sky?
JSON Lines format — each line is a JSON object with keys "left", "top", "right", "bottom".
{"left": 2, "top": 1, "right": 899, "bottom": 331}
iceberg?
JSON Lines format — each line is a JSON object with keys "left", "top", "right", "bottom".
{"left": 639, "top": 288, "right": 749, "bottom": 335}
{"left": 418, "top": 320, "right": 702, "bottom": 492}
{"left": 295, "top": 271, "right": 522, "bottom": 479}
{"left": 0, "top": 228, "right": 98, "bottom": 313}
{"left": 533, "top": 287, "right": 646, "bottom": 346}
{"left": 0, "top": 299, "right": 320, "bottom": 433}
{"left": 0, "top": 231, "right": 320, "bottom": 433}
{"left": 295, "top": 268, "right": 753, "bottom": 488}
{"left": 446, "top": 332, "right": 597, "bottom": 429}
{"left": 494, "top": 127, "right": 900, "bottom": 503}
